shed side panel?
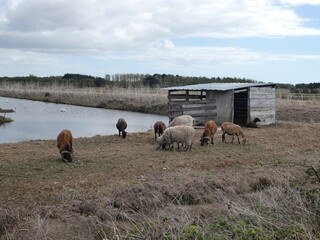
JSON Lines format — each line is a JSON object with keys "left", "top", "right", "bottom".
{"left": 206, "top": 90, "right": 233, "bottom": 125}
{"left": 249, "top": 87, "right": 275, "bottom": 125}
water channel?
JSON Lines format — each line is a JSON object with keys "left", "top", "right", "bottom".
{"left": 0, "top": 97, "right": 168, "bottom": 143}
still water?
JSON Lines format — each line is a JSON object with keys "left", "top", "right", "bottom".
{"left": 0, "top": 97, "right": 168, "bottom": 143}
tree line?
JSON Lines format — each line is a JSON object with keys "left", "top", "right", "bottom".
{"left": 0, "top": 73, "right": 319, "bottom": 92}
{"left": 0, "top": 73, "right": 258, "bottom": 88}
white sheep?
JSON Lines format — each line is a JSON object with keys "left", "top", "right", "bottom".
{"left": 156, "top": 125, "right": 196, "bottom": 151}
{"left": 169, "top": 115, "right": 194, "bottom": 127}
{"left": 221, "top": 122, "right": 248, "bottom": 145}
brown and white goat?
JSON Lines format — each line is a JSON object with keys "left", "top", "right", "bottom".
{"left": 116, "top": 118, "right": 127, "bottom": 138}
{"left": 221, "top": 122, "right": 248, "bottom": 145}
{"left": 153, "top": 121, "right": 166, "bottom": 140}
{"left": 57, "top": 129, "right": 73, "bottom": 162}
{"left": 200, "top": 120, "right": 218, "bottom": 146}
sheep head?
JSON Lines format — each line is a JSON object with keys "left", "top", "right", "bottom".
{"left": 242, "top": 138, "right": 248, "bottom": 145}
{"left": 156, "top": 135, "right": 166, "bottom": 149}
{"left": 61, "top": 150, "right": 72, "bottom": 162}
{"left": 200, "top": 136, "right": 210, "bottom": 146}
{"left": 122, "top": 131, "right": 127, "bottom": 138}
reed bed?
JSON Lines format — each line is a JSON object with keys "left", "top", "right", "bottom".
{"left": 0, "top": 82, "right": 168, "bottom": 115}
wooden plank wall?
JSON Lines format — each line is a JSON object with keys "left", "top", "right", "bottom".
{"left": 249, "top": 87, "right": 275, "bottom": 125}
{"left": 168, "top": 90, "right": 217, "bottom": 124}
{"left": 168, "top": 101, "right": 217, "bottom": 124}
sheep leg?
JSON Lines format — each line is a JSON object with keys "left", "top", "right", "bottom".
{"left": 231, "top": 135, "right": 234, "bottom": 144}
{"left": 173, "top": 142, "right": 177, "bottom": 151}
{"left": 222, "top": 133, "right": 227, "bottom": 143}
{"left": 211, "top": 137, "right": 214, "bottom": 145}
{"left": 237, "top": 135, "right": 240, "bottom": 144}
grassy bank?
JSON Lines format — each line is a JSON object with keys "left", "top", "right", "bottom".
{"left": 2, "top": 82, "right": 320, "bottom": 121}
{"left": 0, "top": 122, "right": 319, "bottom": 239}
{"left": 0, "top": 116, "right": 13, "bottom": 125}
{"left": 0, "top": 82, "right": 168, "bottom": 115}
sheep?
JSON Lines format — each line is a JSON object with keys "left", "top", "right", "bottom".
{"left": 57, "top": 129, "right": 73, "bottom": 162}
{"left": 200, "top": 120, "right": 218, "bottom": 146}
{"left": 153, "top": 121, "right": 166, "bottom": 140}
{"left": 221, "top": 122, "right": 248, "bottom": 145}
{"left": 156, "top": 125, "right": 196, "bottom": 151}
{"left": 247, "top": 117, "right": 261, "bottom": 128}
{"left": 116, "top": 118, "right": 127, "bottom": 138}
{"left": 169, "top": 115, "right": 194, "bottom": 127}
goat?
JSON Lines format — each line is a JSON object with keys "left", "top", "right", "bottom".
{"left": 200, "top": 120, "right": 218, "bottom": 146}
{"left": 57, "top": 129, "right": 73, "bottom": 162}
{"left": 247, "top": 117, "right": 261, "bottom": 128}
{"left": 221, "top": 122, "right": 248, "bottom": 145}
{"left": 116, "top": 118, "right": 127, "bottom": 138}
{"left": 153, "top": 121, "right": 166, "bottom": 140}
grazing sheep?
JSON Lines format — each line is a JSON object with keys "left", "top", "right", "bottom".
{"left": 57, "top": 129, "right": 73, "bottom": 162}
{"left": 247, "top": 117, "right": 261, "bottom": 128}
{"left": 116, "top": 118, "right": 127, "bottom": 138}
{"left": 169, "top": 115, "right": 194, "bottom": 127}
{"left": 200, "top": 120, "right": 218, "bottom": 146}
{"left": 153, "top": 121, "right": 166, "bottom": 140}
{"left": 221, "top": 122, "right": 248, "bottom": 145}
{"left": 157, "top": 125, "right": 196, "bottom": 151}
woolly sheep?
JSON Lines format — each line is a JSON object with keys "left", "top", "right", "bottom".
{"left": 156, "top": 125, "right": 196, "bottom": 151}
{"left": 153, "top": 121, "right": 166, "bottom": 140}
{"left": 221, "top": 122, "right": 248, "bottom": 145}
{"left": 169, "top": 115, "right": 194, "bottom": 127}
{"left": 200, "top": 120, "right": 218, "bottom": 146}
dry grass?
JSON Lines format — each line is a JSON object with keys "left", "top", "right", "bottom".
{"left": 1, "top": 84, "right": 320, "bottom": 239}
{"left": 2, "top": 82, "right": 320, "bottom": 120}
{"left": 0, "top": 82, "right": 168, "bottom": 115}
{"left": 0, "top": 121, "right": 319, "bottom": 239}
{"left": 276, "top": 98, "right": 320, "bottom": 122}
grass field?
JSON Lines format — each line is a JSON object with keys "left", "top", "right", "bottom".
{"left": 0, "top": 84, "right": 320, "bottom": 239}
{"left": 0, "top": 122, "right": 319, "bottom": 239}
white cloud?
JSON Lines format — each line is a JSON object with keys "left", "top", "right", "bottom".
{"left": 97, "top": 41, "right": 320, "bottom": 68}
{"left": 279, "top": 0, "right": 320, "bottom": 5}
{"left": 0, "top": 0, "right": 319, "bottom": 54}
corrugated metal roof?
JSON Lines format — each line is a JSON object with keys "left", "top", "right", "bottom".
{"left": 165, "top": 82, "right": 275, "bottom": 91}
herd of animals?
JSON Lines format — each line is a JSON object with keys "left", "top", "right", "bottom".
{"left": 57, "top": 115, "right": 261, "bottom": 163}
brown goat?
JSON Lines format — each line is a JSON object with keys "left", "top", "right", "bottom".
{"left": 116, "top": 118, "right": 127, "bottom": 138}
{"left": 153, "top": 121, "right": 166, "bottom": 140}
{"left": 200, "top": 120, "right": 218, "bottom": 146}
{"left": 57, "top": 129, "right": 73, "bottom": 162}
{"left": 221, "top": 122, "right": 248, "bottom": 145}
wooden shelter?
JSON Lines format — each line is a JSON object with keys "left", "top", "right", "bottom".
{"left": 165, "top": 83, "right": 276, "bottom": 126}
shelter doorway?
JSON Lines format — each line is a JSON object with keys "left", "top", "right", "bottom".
{"left": 233, "top": 89, "right": 248, "bottom": 126}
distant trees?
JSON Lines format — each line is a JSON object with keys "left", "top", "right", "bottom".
{"left": 276, "top": 82, "right": 320, "bottom": 94}
{"left": 0, "top": 74, "right": 109, "bottom": 88}
{"left": 0, "top": 73, "right": 319, "bottom": 92}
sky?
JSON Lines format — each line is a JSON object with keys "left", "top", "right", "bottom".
{"left": 0, "top": 0, "right": 320, "bottom": 84}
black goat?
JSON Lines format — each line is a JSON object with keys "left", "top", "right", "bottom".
{"left": 116, "top": 118, "right": 127, "bottom": 138}
{"left": 247, "top": 117, "right": 261, "bottom": 128}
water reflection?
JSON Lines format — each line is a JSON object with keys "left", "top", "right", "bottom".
{"left": 0, "top": 97, "right": 168, "bottom": 143}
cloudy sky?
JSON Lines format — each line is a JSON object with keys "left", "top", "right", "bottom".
{"left": 0, "top": 0, "right": 319, "bottom": 84}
